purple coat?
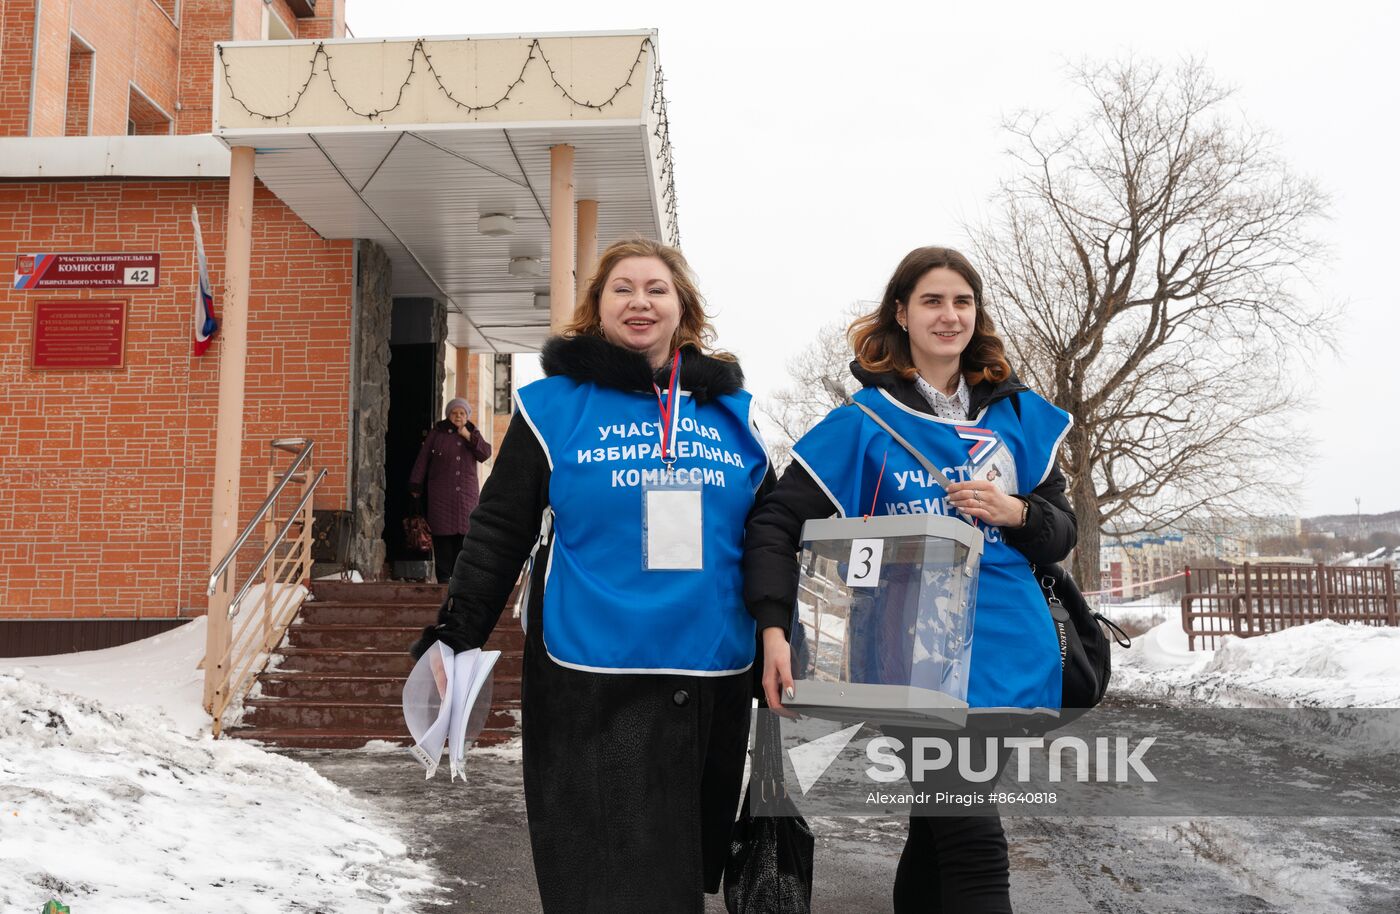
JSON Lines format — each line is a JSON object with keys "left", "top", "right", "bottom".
{"left": 409, "top": 420, "right": 493, "bottom": 536}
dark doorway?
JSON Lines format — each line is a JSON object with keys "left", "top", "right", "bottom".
{"left": 382, "top": 297, "right": 447, "bottom": 578}
{"left": 383, "top": 341, "right": 437, "bottom": 573}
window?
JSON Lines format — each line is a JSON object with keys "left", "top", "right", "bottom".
{"left": 494, "top": 354, "right": 513, "bottom": 414}
{"left": 65, "top": 36, "right": 94, "bottom": 137}
{"left": 263, "top": 6, "right": 294, "bottom": 40}
{"left": 126, "top": 84, "right": 172, "bottom": 135}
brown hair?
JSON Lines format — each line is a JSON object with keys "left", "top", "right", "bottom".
{"left": 564, "top": 237, "right": 729, "bottom": 359}
{"left": 849, "top": 246, "right": 1012, "bottom": 385}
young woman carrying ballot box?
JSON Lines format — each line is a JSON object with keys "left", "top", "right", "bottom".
{"left": 743, "top": 247, "right": 1078, "bottom": 913}
{"left": 410, "top": 239, "right": 773, "bottom": 913}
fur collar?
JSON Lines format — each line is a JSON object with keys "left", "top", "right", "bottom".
{"left": 540, "top": 335, "right": 744, "bottom": 404}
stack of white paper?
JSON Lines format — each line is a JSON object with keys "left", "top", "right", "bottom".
{"left": 401, "top": 643, "right": 501, "bottom": 780}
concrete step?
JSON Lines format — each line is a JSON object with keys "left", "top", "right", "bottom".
{"left": 257, "top": 672, "right": 522, "bottom": 703}
{"left": 286, "top": 623, "right": 527, "bottom": 652}
{"left": 273, "top": 647, "right": 415, "bottom": 675}
{"left": 242, "top": 698, "right": 519, "bottom": 731}
{"left": 224, "top": 726, "right": 518, "bottom": 750}
{"left": 272, "top": 647, "right": 524, "bottom": 676}
{"left": 298, "top": 603, "right": 441, "bottom": 627}
{"left": 308, "top": 581, "right": 447, "bottom": 604}
{"left": 236, "top": 577, "right": 526, "bottom": 750}
{"left": 285, "top": 624, "right": 421, "bottom": 652}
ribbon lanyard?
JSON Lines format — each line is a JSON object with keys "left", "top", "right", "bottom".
{"left": 652, "top": 349, "right": 683, "bottom": 468}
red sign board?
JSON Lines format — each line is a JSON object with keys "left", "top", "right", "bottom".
{"left": 14, "top": 253, "right": 159, "bottom": 289}
{"left": 31, "top": 300, "right": 128, "bottom": 369}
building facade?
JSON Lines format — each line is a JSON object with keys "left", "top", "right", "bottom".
{"left": 0, "top": 3, "right": 678, "bottom": 651}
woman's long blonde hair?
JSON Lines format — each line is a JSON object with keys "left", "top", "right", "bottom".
{"left": 564, "top": 237, "right": 731, "bottom": 359}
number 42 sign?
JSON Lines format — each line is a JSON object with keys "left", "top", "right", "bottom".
{"left": 846, "top": 538, "right": 885, "bottom": 588}
{"left": 14, "top": 253, "right": 159, "bottom": 290}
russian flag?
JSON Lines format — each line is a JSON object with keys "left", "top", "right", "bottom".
{"left": 192, "top": 206, "right": 219, "bottom": 356}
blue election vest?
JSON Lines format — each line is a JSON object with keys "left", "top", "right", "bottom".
{"left": 792, "top": 386, "right": 1073, "bottom": 712}
{"left": 515, "top": 375, "right": 769, "bottom": 675}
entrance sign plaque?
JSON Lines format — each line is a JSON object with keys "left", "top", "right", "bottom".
{"left": 31, "top": 300, "right": 128, "bottom": 369}
{"left": 14, "top": 253, "right": 159, "bottom": 289}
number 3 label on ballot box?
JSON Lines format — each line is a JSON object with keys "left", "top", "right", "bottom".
{"left": 846, "top": 539, "right": 885, "bottom": 587}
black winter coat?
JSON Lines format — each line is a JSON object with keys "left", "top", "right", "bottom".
{"left": 744, "top": 362, "right": 1078, "bottom": 633}
{"left": 411, "top": 335, "right": 776, "bottom": 913}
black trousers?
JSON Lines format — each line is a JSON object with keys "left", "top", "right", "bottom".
{"left": 431, "top": 534, "right": 464, "bottom": 584}
{"left": 889, "top": 727, "right": 1014, "bottom": 913}
{"left": 893, "top": 814, "right": 1011, "bottom": 913}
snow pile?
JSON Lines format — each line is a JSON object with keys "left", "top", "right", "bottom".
{"left": 1201, "top": 621, "right": 1400, "bottom": 705}
{"left": 9, "top": 615, "right": 212, "bottom": 735}
{"left": 9, "top": 583, "right": 305, "bottom": 737}
{"left": 1112, "top": 620, "right": 1400, "bottom": 757}
{"left": 0, "top": 673, "right": 439, "bottom": 912}
{"left": 1113, "top": 619, "right": 1400, "bottom": 708}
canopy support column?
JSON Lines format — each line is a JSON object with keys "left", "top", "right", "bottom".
{"left": 576, "top": 198, "right": 598, "bottom": 300}
{"left": 549, "top": 145, "right": 576, "bottom": 333}
{"left": 203, "top": 144, "right": 255, "bottom": 717}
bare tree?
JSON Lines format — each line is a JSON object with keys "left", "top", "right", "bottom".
{"left": 762, "top": 305, "right": 868, "bottom": 469}
{"left": 969, "top": 57, "right": 1332, "bottom": 589}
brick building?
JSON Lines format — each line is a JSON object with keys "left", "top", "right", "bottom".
{"left": 0, "top": 5, "right": 679, "bottom": 660}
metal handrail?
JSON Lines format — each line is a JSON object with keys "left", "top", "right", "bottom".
{"left": 226, "top": 468, "right": 327, "bottom": 616}
{"left": 204, "top": 436, "right": 326, "bottom": 736}
{"left": 207, "top": 440, "right": 316, "bottom": 595}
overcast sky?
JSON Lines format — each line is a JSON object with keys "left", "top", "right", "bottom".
{"left": 348, "top": 0, "right": 1400, "bottom": 519}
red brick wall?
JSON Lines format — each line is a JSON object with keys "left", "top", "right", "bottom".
{"left": 0, "top": 178, "right": 355, "bottom": 619}
{"left": 27, "top": 0, "right": 69, "bottom": 136}
{"left": 3, "top": 0, "right": 347, "bottom": 138}
{"left": 0, "top": 0, "right": 40, "bottom": 136}
{"left": 175, "top": 0, "right": 231, "bottom": 134}
{"left": 8, "top": 0, "right": 180, "bottom": 137}
{"left": 63, "top": 39, "right": 92, "bottom": 136}
{"left": 127, "top": 85, "right": 172, "bottom": 134}
{"left": 294, "top": 0, "right": 343, "bottom": 41}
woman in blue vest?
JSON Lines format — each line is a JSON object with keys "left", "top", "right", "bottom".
{"left": 743, "top": 246, "right": 1078, "bottom": 913}
{"left": 410, "top": 238, "right": 772, "bottom": 913}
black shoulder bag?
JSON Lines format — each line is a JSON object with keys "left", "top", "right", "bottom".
{"left": 1030, "top": 561, "right": 1130, "bottom": 718}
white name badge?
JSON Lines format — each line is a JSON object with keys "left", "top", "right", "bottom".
{"left": 642, "top": 476, "right": 704, "bottom": 570}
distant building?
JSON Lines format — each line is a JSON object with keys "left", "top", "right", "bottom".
{"left": 1099, "top": 514, "right": 1304, "bottom": 601}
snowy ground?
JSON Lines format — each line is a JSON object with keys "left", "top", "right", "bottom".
{"left": 1098, "top": 615, "right": 1400, "bottom": 913}
{"left": 1, "top": 587, "right": 445, "bottom": 913}
{"left": 1111, "top": 616, "right": 1400, "bottom": 709}
{"left": 5, "top": 590, "right": 1398, "bottom": 912}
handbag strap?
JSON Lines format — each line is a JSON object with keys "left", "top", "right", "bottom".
{"left": 1031, "top": 563, "right": 1133, "bottom": 649}
{"left": 852, "top": 401, "right": 953, "bottom": 488}
{"left": 752, "top": 710, "right": 788, "bottom": 800}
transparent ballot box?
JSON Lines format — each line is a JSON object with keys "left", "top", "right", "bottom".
{"left": 788, "top": 514, "right": 983, "bottom": 727}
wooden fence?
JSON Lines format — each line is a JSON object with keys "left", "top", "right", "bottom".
{"left": 1181, "top": 563, "right": 1398, "bottom": 650}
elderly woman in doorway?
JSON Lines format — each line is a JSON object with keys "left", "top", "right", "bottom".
{"left": 408, "top": 397, "right": 493, "bottom": 583}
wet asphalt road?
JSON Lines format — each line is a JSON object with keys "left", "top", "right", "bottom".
{"left": 290, "top": 701, "right": 1400, "bottom": 914}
